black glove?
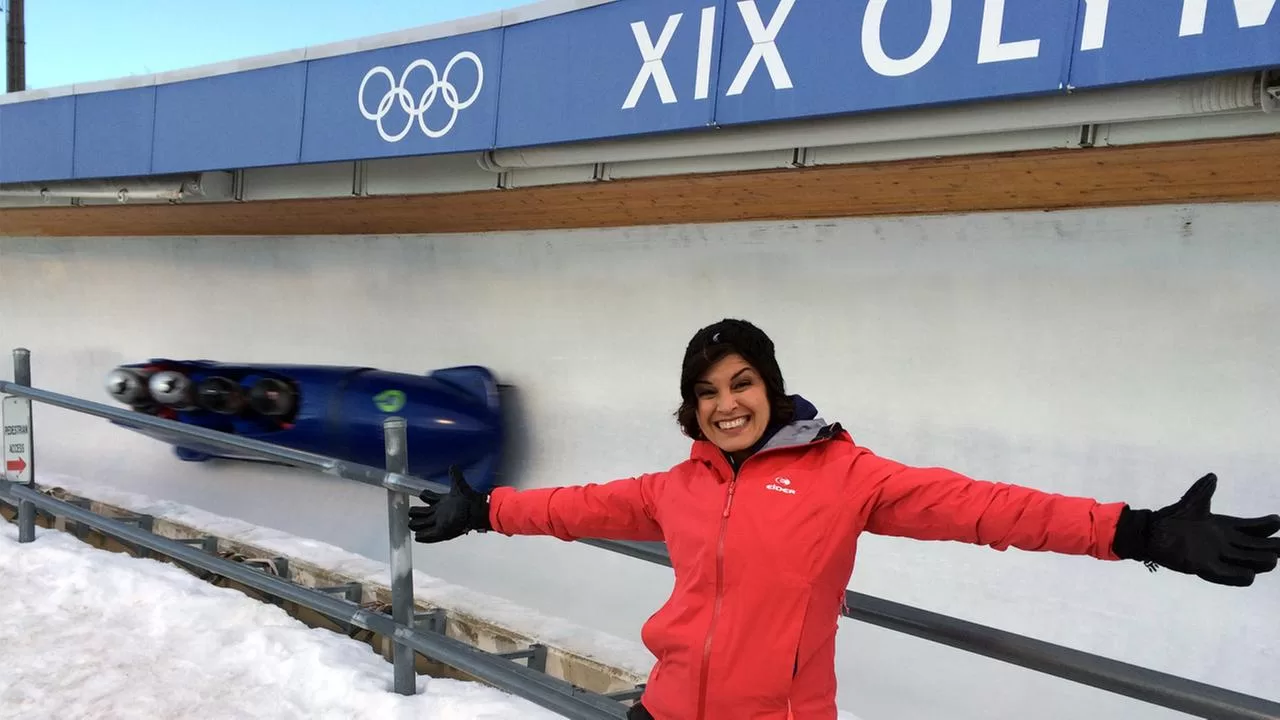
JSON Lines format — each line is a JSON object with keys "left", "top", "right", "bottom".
{"left": 1113, "top": 473, "right": 1280, "bottom": 586}
{"left": 407, "top": 465, "right": 492, "bottom": 544}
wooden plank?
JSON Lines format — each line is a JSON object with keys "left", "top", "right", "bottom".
{"left": 1, "top": 134, "right": 1277, "bottom": 237}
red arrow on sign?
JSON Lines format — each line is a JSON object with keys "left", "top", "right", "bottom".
{"left": 7, "top": 457, "right": 26, "bottom": 473}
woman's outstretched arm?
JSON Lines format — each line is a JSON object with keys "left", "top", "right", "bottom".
{"left": 487, "top": 472, "right": 665, "bottom": 542}
{"left": 409, "top": 465, "right": 666, "bottom": 544}
{"left": 855, "top": 449, "right": 1125, "bottom": 559}
{"left": 853, "top": 448, "right": 1280, "bottom": 586}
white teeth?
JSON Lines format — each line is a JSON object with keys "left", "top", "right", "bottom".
{"left": 716, "top": 417, "right": 748, "bottom": 430}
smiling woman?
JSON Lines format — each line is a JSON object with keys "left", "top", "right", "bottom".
{"left": 676, "top": 320, "right": 798, "bottom": 465}
{"left": 405, "top": 317, "right": 1280, "bottom": 720}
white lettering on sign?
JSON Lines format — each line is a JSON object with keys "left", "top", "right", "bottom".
{"left": 623, "top": 13, "right": 684, "bottom": 109}
{"left": 696, "top": 6, "right": 717, "bottom": 100}
{"left": 725, "top": 0, "right": 795, "bottom": 96}
{"left": 1084, "top": 0, "right": 1275, "bottom": 50}
{"left": 977, "top": 0, "right": 1041, "bottom": 64}
{"left": 624, "top": 7, "right": 722, "bottom": 109}
{"left": 622, "top": 0, "right": 1278, "bottom": 107}
{"left": 1180, "top": 0, "right": 1275, "bottom": 36}
{"left": 1233, "top": 0, "right": 1277, "bottom": 28}
{"left": 862, "top": 0, "right": 951, "bottom": 77}
{"left": 3, "top": 396, "right": 32, "bottom": 483}
{"left": 625, "top": 1, "right": 798, "bottom": 108}
{"left": 1079, "top": 0, "right": 1110, "bottom": 51}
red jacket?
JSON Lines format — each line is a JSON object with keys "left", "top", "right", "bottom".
{"left": 487, "top": 416, "right": 1125, "bottom": 720}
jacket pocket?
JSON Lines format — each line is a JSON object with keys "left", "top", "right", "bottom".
{"left": 787, "top": 587, "right": 844, "bottom": 714}
{"left": 711, "top": 577, "right": 813, "bottom": 711}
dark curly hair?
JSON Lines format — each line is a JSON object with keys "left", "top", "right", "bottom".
{"left": 674, "top": 319, "right": 795, "bottom": 440}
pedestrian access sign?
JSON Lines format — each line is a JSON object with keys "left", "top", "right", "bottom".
{"left": 3, "top": 396, "right": 32, "bottom": 482}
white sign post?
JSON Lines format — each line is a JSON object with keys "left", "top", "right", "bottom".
{"left": 4, "top": 395, "right": 33, "bottom": 483}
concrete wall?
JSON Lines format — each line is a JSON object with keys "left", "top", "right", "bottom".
{"left": 2, "top": 201, "right": 1277, "bottom": 719}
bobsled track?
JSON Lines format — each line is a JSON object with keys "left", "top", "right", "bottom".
{"left": 2, "top": 355, "right": 1280, "bottom": 720}
{"left": 2, "top": 0, "right": 1280, "bottom": 717}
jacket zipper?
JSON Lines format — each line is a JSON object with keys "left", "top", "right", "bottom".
{"left": 695, "top": 472, "right": 737, "bottom": 720}
{"left": 692, "top": 428, "right": 838, "bottom": 719}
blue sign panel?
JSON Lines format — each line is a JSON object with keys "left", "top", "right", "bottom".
{"left": 1, "top": 0, "right": 1279, "bottom": 185}
{"left": 301, "top": 28, "right": 502, "bottom": 163}
{"left": 152, "top": 63, "right": 308, "bottom": 174}
{"left": 1069, "top": 0, "right": 1279, "bottom": 88}
{"left": 0, "top": 96, "right": 75, "bottom": 182}
{"left": 496, "top": 0, "right": 725, "bottom": 148}
{"left": 715, "top": 0, "right": 1079, "bottom": 126}
{"left": 73, "top": 87, "right": 156, "bottom": 179}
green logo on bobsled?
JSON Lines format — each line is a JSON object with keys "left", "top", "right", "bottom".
{"left": 373, "top": 389, "right": 406, "bottom": 413}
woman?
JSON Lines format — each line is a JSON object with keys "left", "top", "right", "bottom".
{"left": 408, "top": 318, "right": 1280, "bottom": 720}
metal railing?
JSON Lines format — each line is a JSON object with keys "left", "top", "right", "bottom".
{"left": 0, "top": 349, "right": 629, "bottom": 720}
{"left": 574, "top": 538, "right": 1280, "bottom": 720}
{"left": 0, "top": 482, "right": 628, "bottom": 720}
{"left": 3, "top": 348, "right": 1279, "bottom": 720}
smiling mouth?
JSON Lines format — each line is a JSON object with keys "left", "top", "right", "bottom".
{"left": 715, "top": 416, "right": 749, "bottom": 431}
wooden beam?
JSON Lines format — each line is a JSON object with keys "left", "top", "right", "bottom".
{"left": 1, "top": 134, "right": 1277, "bottom": 237}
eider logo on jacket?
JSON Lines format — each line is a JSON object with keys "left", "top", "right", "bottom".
{"left": 766, "top": 477, "right": 796, "bottom": 495}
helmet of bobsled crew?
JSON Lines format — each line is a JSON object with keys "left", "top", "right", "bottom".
{"left": 148, "top": 370, "right": 195, "bottom": 409}
{"left": 246, "top": 377, "right": 297, "bottom": 417}
{"left": 674, "top": 318, "right": 795, "bottom": 440}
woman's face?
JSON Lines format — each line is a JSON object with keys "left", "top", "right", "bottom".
{"left": 694, "top": 352, "right": 771, "bottom": 456}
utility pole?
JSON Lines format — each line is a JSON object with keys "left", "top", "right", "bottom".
{"left": 6, "top": 0, "right": 25, "bottom": 92}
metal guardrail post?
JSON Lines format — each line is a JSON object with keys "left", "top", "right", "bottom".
{"left": 383, "top": 416, "right": 416, "bottom": 696}
{"left": 16, "top": 495, "right": 35, "bottom": 542}
{"left": 13, "top": 348, "right": 31, "bottom": 389}
{"left": 8, "top": 348, "right": 35, "bottom": 542}
{"left": 13, "top": 348, "right": 32, "bottom": 485}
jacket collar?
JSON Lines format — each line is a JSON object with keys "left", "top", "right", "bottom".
{"left": 688, "top": 395, "right": 845, "bottom": 476}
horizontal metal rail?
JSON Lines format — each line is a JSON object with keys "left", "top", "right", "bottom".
{"left": 4, "top": 379, "right": 1279, "bottom": 719}
{"left": 0, "top": 381, "right": 432, "bottom": 497}
{"left": 847, "top": 593, "right": 1280, "bottom": 720}
{"left": 0, "top": 482, "right": 627, "bottom": 720}
{"left": 577, "top": 539, "right": 1280, "bottom": 720}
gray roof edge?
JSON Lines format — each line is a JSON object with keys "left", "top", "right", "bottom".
{"left": 302, "top": 10, "right": 507, "bottom": 61}
{"left": 499, "top": 0, "right": 616, "bottom": 26}
{"left": 0, "top": 0, "right": 618, "bottom": 105}
{"left": 0, "top": 84, "right": 78, "bottom": 105}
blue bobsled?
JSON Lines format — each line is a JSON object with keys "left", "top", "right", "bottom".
{"left": 103, "top": 359, "right": 517, "bottom": 493}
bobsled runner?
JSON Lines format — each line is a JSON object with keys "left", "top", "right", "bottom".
{"left": 103, "top": 359, "right": 515, "bottom": 493}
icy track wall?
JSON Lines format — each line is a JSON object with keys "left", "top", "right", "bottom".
{"left": 2, "top": 202, "right": 1278, "bottom": 720}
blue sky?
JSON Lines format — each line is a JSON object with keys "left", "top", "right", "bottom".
{"left": 7, "top": 0, "right": 529, "bottom": 89}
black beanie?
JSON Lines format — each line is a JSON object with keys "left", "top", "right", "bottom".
{"left": 680, "top": 319, "right": 786, "bottom": 403}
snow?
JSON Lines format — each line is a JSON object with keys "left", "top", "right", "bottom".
{"left": 36, "top": 470, "right": 658, "bottom": 678}
{"left": 0, "top": 520, "right": 570, "bottom": 720}
{"left": 18, "top": 472, "right": 866, "bottom": 720}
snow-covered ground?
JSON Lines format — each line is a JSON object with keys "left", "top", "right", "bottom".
{"left": 2, "top": 472, "right": 866, "bottom": 720}
{"left": 30, "top": 471, "right": 658, "bottom": 678}
{"left": 0, "top": 519, "right": 572, "bottom": 720}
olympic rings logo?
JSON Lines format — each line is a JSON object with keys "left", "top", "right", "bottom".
{"left": 357, "top": 51, "right": 484, "bottom": 143}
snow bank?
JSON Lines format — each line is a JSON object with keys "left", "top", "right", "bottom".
{"left": 0, "top": 520, "right": 568, "bottom": 720}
